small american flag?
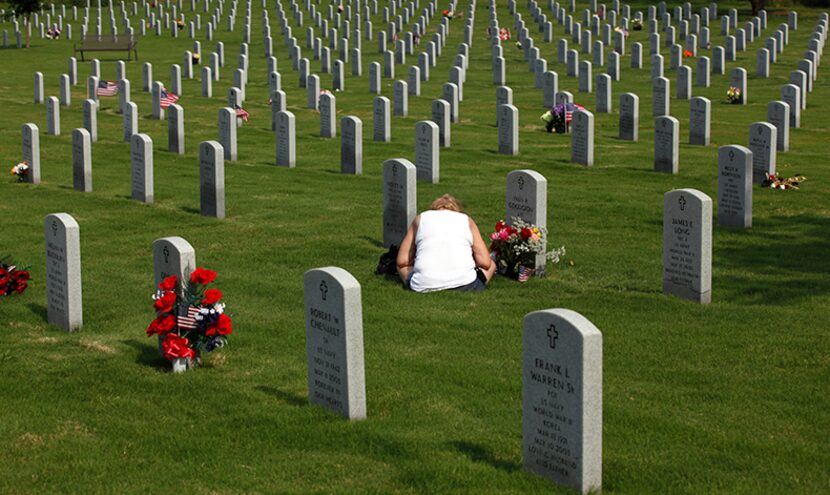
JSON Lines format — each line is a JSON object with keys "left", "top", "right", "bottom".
{"left": 160, "top": 89, "right": 179, "bottom": 108}
{"left": 177, "top": 306, "right": 201, "bottom": 330}
{"left": 235, "top": 105, "right": 249, "bottom": 122}
{"left": 565, "top": 103, "right": 586, "bottom": 123}
{"left": 96, "top": 80, "right": 119, "bottom": 96}
{"left": 518, "top": 266, "right": 536, "bottom": 283}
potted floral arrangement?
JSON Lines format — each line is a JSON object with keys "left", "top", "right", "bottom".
{"left": 632, "top": 18, "right": 643, "bottom": 31}
{"left": 0, "top": 256, "right": 30, "bottom": 297}
{"left": 727, "top": 86, "right": 742, "bottom": 104}
{"left": 10, "top": 161, "right": 28, "bottom": 182}
{"left": 489, "top": 217, "right": 565, "bottom": 282}
{"left": 146, "top": 267, "right": 233, "bottom": 373}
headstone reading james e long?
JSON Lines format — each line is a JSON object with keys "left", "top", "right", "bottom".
{"left": 45, "top": 213, "right": 83, "bottom": 331}
{"left": 304, "top": 267, "right": 367, "bottom": 420}
{"left": 383, "top": 158, "right": 417, "bottom": 248}
{"left": 523, "top": 308, "right": 602, "bottom": 495}
{"left": 663, "top": 188, "right": 712, "bottom": 304}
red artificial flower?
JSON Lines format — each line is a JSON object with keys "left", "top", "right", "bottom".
{"left": 190, "top": 267, "right": 217, "bottom": 285}
{"left": 0, "top": 270, "right": 9, "bottom": 287}
{"left": 146, "top": 314, "right": 177, "bottom": 336}
{"left": 201, "top": 288, "right": 223, "bottom": 305}
{"left": 14, "top": 282, "right": 28, "bottom": 294}
{"left": 683, "top": 49, "right": 693, "bottom": 57}
{"left": 153, "top": 291, "right": 177, "bottom": 313}
{"left": 162, "top": 333, "right": 195, "bottom": 360}
{"left": 13, "top": 270, "right": 30, "bottom": 282}
{"left": 495, "top": 220, "right": 506, "bottom": 231}
{"left": 521, "top": 228, "right": 533, "bottom": 240}
{"left": 158, "top": 275, "right": 177, "bottom": 291}
{"left": 206, "top": 313, "right": 233, "bottom": 337}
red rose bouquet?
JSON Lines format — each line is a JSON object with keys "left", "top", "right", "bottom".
{"left": 146, "top": 267, "right": 233, "bottom": 372}
{"left": 0, "top": 256, "right": 30, "bottom": 297}
{"left": 488, "top": 217, "right": 565, "bottom": 281}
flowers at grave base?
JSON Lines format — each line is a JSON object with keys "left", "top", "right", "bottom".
{"left": 498, "top": 27, "right": 510, "bottom": 40}
{"left": 192, "top": 53, "right": 201, "bottom": 65}
{"left": 146, "top": 268, "right": 233, "bottom": 368}
{"left": 542, "top": 103, "right": 585, "bottom": 133}
{"left": 0, "top": 256, "right": 31, "bottom": 297}
{"left": 683, "top": 49, "right": 694, "bottom": 58}
{"left": 10, "top": 161, "right": 28, "bottom": 182}
{"left": 488, "top": 217, "right": 565, "bottom": 281}
{"left": 46, "top": 26, "right": 61, "bottom": 39}
{"left": 632, "top": 19, "right": 643, "bottom": 31}
{"left": 762, "top": 173, "right": 806, "bottom": 190}
{"left": 727, "top": 86, "right": 742, "bottom": 104}
{"left": 614, "top": 26, "right": 629, "bottom": 38}
{"left": 175, "top": 19, "right": 185, "bottom": 29}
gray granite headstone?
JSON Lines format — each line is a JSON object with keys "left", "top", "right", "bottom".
{"left": 498, "top": 104, "right": 519, "bottom": 156}
{"left": 168, "top": 103, "right": 185, "bottom": 154}
{"left": 131, "top": 133, "right": 153, "bottom": 203}
{"left": 152, "top": 237, "right": 196, "bottom": 317}
{"left": 307, "top": 74, "right": 320, "bottom": 109}
{"left": 790, "top": 70, "right": 807, "bottom": 108}
{"left": 653, "top": 76, "right": 669, "bottom": 116}
{"left": 199, "top": 140, "right": 225, "bottom": 219}
{"left": 663, "top": 188, "right": 712, "bottom": 304}
{"left": 275, "top": 110, "right": 297, "bottom": 168}
{"left": 689, "top": 96, "right": 710, "bottom": 146}
{"left": 432, "top": 99, "right": 450, "bottom": 148}
{"left": 578, "top": 60, "right": 592, "bottom": 92}
{"left": 341, "top": 116, "right": 362, "bottom": 175}
{"left": 320, "top": 92, "right": 336, "bottom": 138}
{"left": 408, "top": 66, "right": 421, "bottom": 96}
{"left": 677, "top": 65, "right": 692, "bottom": 99}
{"left": 72, "top": 128, "right": 92, "bottom": 192}
{"left": 767, "top": 101, "right": 790, "bottom": 152}
{"left": 369, "top": 61, "right": 381, "bottom": 94}
{"left": 506, "top": 169, "right": 548, "bottom": 273}
{"left": 596, "top": 74, "right": 611, "bottom": 112}
{"left": 571, "top": 109, "right": 594, "bottom": 167}
{"left": 34, "top": 72, "right": 44, "bottom": 104}
{"left": 717, "top": 145, "right": 753, "bottom": 228}
{"left": 619, "top": 93, "right": 639, "bottom": 141}
{"left": 729, "top": 67, "right": 747, "bottom": 104}
{"left": 523, "top": 308, "right": 602, "bottom": 494}
{"left": 202, "top": 67, "right": 213, "bottom": 97}
{"left": 781, "top": 84, "right": 800, "bottom": 128}
{"left": 123, "top": 101, "right": 138, "bottom": 142}
{"left": 45, "top": 213, "right": 83, "bottom": 331}
{"left": 60, "top": 74, "right": 71, "bottom": 106}
{"left": 414, "top": 120, "right": 439, "bottom": 183}
{"left": 373, "top": 96, "right": 391, "bottom": 142}
{"left": 21, "top": 123, "right": 41, "bottom": 184}
{"left": 304, "top": 267, "right": 366, "bottom": 420}
{"left": 442, "top": 82, "right": 459, "bottom": 123}
{"left": 46, "top": 96, "right": 60, "bottom": 136}
{"left": 218, "top": 107, "right": 237, "bottom": 160}
{"left": 543, "top": 71, "right": 558, "bottom": 108}
{"left": 383, "top": 158, "right": 417, "bottom": 247}
{"left": 748, "top": 122, "right": 776, "bottom": 183}
{"left": 271, "top": 90, "right": 287, "bottom": 131}
{"left": 393, "top": 80, "right": 408, "bottom": 116}
{"left": 151, "top": 81, "right": 165, "bottom": 119}
{"left": 654, "top": 116, "right": 679, "bottom": 174}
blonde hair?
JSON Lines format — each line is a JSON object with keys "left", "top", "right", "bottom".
{"left": 430, "top": 194, "right": 464, "bottom": 212}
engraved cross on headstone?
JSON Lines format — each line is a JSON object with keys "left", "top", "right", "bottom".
{"left": 51, "top": 220, "right": 58, "bottom": 236}
{"left": 547, "top": 324, "right": 559, "bottom": 348}
{"left": 679, "top": 195, "right": 687, "bottom": 210}
{"left": 320, "top": 280, "right": 328, "bottom": 300}
{"left": 518, "top": 176, "right": 525, "bottom": 190}
{"left": 163, "top": 245, "right": 170, "bottom": 263}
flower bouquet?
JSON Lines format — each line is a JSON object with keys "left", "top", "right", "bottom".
{"left": 632, "top": 18, "right": 643, "bottom": 31}
{"left": 541, "top": 102, "right": 584, "bottom": 134}
{"left": 489, "top": 217, "right": 565, "bottom": 282}
{"left": 727, "top": 86, "right": 742, "bottom": 104}
{"left": 175, "top": 19, "right": 185, "bottom": 30}
{"left": 146, "top": 267, "right": 233, "bottom": 373}
{"left": 10, "top": 161, "right": 28, "bottom": 182}
{"left": 762, "top": 173, "right": 806, "bottom": 190}
{"left": 683, "top": 49, "right": 694, "bottom": 58}
{"left": 614, "top": 26, "right": 629, "bottom": 38}
{"left": 192, "top": 52, "right": 201, "bottom": 65}
{"left": 0, "top": 257, "right": 30, "bottom": 297}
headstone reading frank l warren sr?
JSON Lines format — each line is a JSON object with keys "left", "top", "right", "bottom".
{"left": 45, "top": 213, "right": 83, "bottom": 331}
{"left": 523, "top": 308, "right": 602, "bottom": 495}
{"left": 663, "top": 188, "right": 712, "bottom": 304}
{"left": 304, "top": 267, "right": 367, "bottom": 420}
{"left": 383, "top": 158, "right": 417, "bottom": 247}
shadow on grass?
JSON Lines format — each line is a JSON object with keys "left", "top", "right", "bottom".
{"left": 716, "top": 213, "right": 830, "bottom": 304}
{"left": 449, "top": 440, "right": 520, "bottom": 473}
{"left": 27, "top": 303, "right": 48, "bottom": 322}
{"left": 180, "top": 206, "right": 200, "bottom": 215}
{"left": 255, "top": 385, "right": 307, "bottom": 407}
{"left": 121, "top": 338, "right": 166, "bottom": 368}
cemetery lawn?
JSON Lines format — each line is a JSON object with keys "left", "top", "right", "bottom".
{"left": 1, "top": 1, "right": 829, "bottom": 492}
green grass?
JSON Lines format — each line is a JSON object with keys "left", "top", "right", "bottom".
{"left": 0, "top": 0, "right": 829, "bottom": 493}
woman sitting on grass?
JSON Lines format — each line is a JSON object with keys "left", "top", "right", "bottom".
{"left": 396, "top": 194, "right": 496, "bottom": 292}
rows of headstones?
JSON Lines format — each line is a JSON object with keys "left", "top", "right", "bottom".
{"left": 8, "top": 1, "right": 828, "bottom": 493}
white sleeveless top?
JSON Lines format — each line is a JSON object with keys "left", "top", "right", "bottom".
{"left": 409, "top": 210, "right": 477, "bottom": 292}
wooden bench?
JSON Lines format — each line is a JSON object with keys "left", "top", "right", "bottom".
{"left": 73, "top": 39, "right": 138, "bottom": 61}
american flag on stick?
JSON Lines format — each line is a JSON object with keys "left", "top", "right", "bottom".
{"left": 177, "top": 306, "right": 201, "bottom": 330}
{"left": 564, "top": 103, "right": 586, "bottom": 123}
{"left": 235, "top": 105, "right": 249, "bottom": 122}
{"left": 96, "top": 80, "right": 119, "bottom": 96}
{"left": 160, "top": 89, "right": 179, "bottom": 108}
